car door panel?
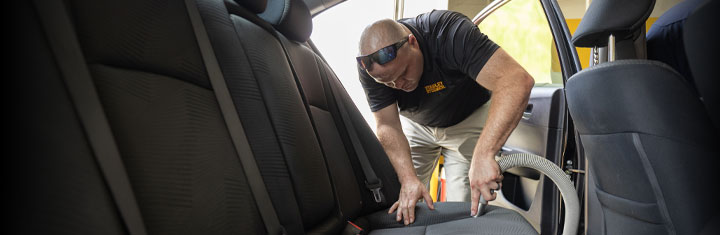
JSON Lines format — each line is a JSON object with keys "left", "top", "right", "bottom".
{"left": 491, "top": 85, "right": 566, "bottom": 234}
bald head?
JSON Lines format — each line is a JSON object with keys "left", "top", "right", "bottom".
{"left": 359, "top": 19, "right": 409, "bottom": 55}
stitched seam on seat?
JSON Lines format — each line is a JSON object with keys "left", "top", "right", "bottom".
{"left": 577, "top": 131, "right": 711, "bottom": 150}
{"left": 89, "top": 63, "right": 212, "bottom": 90}
{"left": 632, "top": 133, "right": 677, "bottom": 234}
{"left": 569, "top": 59, "right": 684, "bottom": 82}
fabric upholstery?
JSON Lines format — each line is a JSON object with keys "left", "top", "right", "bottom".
{"left": 12, "top": 2, "right": 125, "bottom": 233}
{"left": 16, "top": 0, "right": 268, "bottom": 233}
{"left": 684, "top": 0, "right": 720, "bottom": 131}
{"left": 567, "top": 60, "right": 719, "bottom": 234}
{"left": 368, "top": 204, "right": 537, "bottom": 234}
{"left": 233, "top": 0, "right": 266, "bottom": 13}
{"left": 15, "top": 0, "right": 543, "bottom": 233}
{"left": 259, "top": 0, "right": 313, "bottom": 42}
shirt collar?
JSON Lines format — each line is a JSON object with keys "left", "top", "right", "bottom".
{"left": 399, "top": 21, "right": 433, "bottom": 72}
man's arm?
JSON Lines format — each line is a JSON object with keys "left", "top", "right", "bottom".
{"left": 373, "top": 103, "right": 434, "bottom": 225}
{"left": 469, "top": 48, "right": 534, "bottom": 216}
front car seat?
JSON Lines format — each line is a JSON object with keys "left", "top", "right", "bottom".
{"left": 567, "top": 0, "right": 720, "bottom": 234}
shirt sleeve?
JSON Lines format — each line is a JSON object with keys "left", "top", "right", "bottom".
{"left": 358, "top": 65, "right": 396, "bottom": 112}
{"left": 435, "top": 11, "right": 500, "bottom": 79}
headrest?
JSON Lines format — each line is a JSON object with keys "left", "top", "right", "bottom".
{"left": 233, "top": 0, "right": 267, "bottom": 14}
{"left": 258, "top": 0, "right": 312, "bottom": 42}
{"left": 572, "top": 0, "right": 655, "bottom": 47}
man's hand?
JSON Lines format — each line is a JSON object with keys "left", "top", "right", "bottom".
{"left": 388, "top": 178, "right": 434, "bottom": 225}
{"left": 468, "top": 156, "right": 503, "bottom": 216}
{"left": 374, "top": 104, "right": 434, "bottom": 225}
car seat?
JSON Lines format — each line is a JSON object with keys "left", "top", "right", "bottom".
{"left": 566, "top": 0, "right": 720, "bottom": 234}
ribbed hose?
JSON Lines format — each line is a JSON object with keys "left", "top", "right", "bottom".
{"left": 493, "top": 153, "right": 579, "bottom": 235}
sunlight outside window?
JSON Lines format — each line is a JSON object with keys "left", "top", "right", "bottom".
{"left": 311, "top": 0, "right": 447, "bottom": 132}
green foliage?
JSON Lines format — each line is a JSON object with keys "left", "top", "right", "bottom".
{"left": 478, "top": 0, "right": 560, "bottom": 84}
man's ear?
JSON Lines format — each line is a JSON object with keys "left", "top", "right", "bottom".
{"left": 408, "top": 34, "right": 419, "bottom": 48}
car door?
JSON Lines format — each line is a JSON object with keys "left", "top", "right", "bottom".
{"left": 473, "top": 0, "right": 582, "bottom": 234}
{"left": 306, "top": 0, "right": 585, "bottom": 233}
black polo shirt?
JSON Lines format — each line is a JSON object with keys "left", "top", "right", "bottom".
{"left": 359, "top": 10, "right": 499, "bottom": 127}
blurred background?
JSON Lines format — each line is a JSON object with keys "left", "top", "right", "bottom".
{"left": 311, "top": 0, "right": 682, "bottom": 131}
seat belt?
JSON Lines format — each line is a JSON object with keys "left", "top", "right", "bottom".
{"left": 270, "top": 34, "right": 386, "bottom": 204}
{"left": 184, "top": 0, "right": 285, "bottom": 234}
{"left": 33, "top": 1, "right": 148, "bottom": 234}
{"left": 315, "top": 61, "right": 386, "bottom": 204}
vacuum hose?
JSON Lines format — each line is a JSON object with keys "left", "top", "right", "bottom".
{"left": 476, "top": 153, "right": 580, "bottom": 235}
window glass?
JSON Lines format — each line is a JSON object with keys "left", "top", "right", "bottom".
{"left": 478, "top": 0, "right": 563, "bottom": 85}
{"left": 311, "top": 0, "right": 395, "bottom": 130}
{"left": 311, "top": 1, "right": 444, "bottom": 131}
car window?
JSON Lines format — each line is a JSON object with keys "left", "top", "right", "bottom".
{"left": 478, "top": 0, "right": 564, "bottom": 85}
{"left": 311, "top": 0, "right": 396, "bottom": 130}
{"left": 311, "top": 0, "right": 446, "bottom": 131}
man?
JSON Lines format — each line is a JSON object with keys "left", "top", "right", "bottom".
{"left": 356, "top": 10, "right": 533, "bottom": 225}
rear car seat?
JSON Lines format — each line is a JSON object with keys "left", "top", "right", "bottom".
{"left": 204, "top": 0, "right": 537, "bottom": 233}
{"left": 14, "top": 0, "right": 538, "bottom": 233}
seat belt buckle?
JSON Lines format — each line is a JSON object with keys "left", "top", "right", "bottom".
{"left": 342, "top": 221, "right": 366, "bottom": 235}
{"left": 365, "top": 180, "right": 385, "bottom": 203}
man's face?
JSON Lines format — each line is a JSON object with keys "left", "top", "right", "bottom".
{"left": 364, "top": 36, "right": 423, "bottom": 92}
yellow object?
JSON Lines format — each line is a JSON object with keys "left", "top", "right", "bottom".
{"left": 429, "top": 155, "right": 444, "bottom": 202}
{"left": 424, "top": 81, "right": 446, "bottom": 94}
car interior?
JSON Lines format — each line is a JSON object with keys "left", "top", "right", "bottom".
{"left": 10, "top": 0, "right": 718, "bottom": 234}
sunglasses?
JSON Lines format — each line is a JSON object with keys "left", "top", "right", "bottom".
{"left": 356, "top": 37, "right": 409, "bottom": 71}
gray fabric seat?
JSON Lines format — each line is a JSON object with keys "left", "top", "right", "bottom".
{"left": 365, "top": 204, "right": 536, "bottom": 234}
{"left": 12, "top": 0, "right": 539, "bottom": 233}
{"left": 568, "top": 0, "right": 720, "bottom": 234}
{"left": 683, "top": 0, "right": 720, "bottom": 132}
{"left": 13, "top": 0, "right": 267, "bottom": 233}
{"left": 232, "top": 0, "right": 538, "bottom": 233}
{"left": 567, "top": 61, "right": 719, "bottom": 234}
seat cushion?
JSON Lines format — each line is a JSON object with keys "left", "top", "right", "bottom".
{"left": 364, "top": 202, "right": 537, "bottom": 234}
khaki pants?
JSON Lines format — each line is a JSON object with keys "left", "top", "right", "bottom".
{"left": 400, "top": 100, "right": 491, "bottom": 202}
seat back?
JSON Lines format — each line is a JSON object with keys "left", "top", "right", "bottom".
{"left": 259, "top": 0, "right": 403, "bottom": 216}
{"left": 684, "top": 0, "right": 720, "bottom": 132}
{"left": 13, "top": 0, "right": 269, "bottom": 233}
{"left": 208, "top": 0, "right": 401, "bottom": 232}
{"left": 567, "top": 61, "right": 719, "bottom": 235}
{"left": 199, "top": 0, "right": 333, "bottom": 232}
{"left": 568, "top": 1, "right": 720, "bottom": 234}
{"left": 14, "top": 0, "right": 402, "bottom": 233}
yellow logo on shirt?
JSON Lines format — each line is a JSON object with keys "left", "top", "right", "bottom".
{"left": 424, "top": 81, "right": 446, "bottom": 94}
